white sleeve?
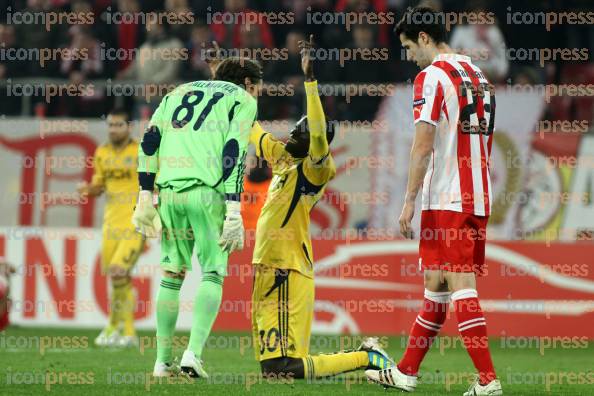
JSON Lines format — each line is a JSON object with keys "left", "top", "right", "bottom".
{"left": 412, "top": 70, "right": 444, "bottom": 126}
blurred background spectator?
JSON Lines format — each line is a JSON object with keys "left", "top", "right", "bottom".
{"left": 14, "top": 0, "right": 60, "bottom": 76}
{"left": 210, "top": 0, "right": 275, "bottom": 48}
{"left": 165, "top": 0, "right": 194, "bottom": 41}
{"left": 114, "top": 0, "right": 145, "bottom": 73}
{"left": 449, "top": 0, "right": 509, "bottom": 83}
{"left": 59, "top": 26, "right": 107, "bottom": 117}
{"left": 0, "top": 0, "right": 591, "bottom": 121}
{"left": 183, "top": 21, "right": 216, "bottom": 81}
{"left": 335, "top": 23, "right": 392, "bottom": 120}
{"left": 117, "top": 18, "right": 183, "bottom": 116}
{"left": 0, "top": 24, "right": 25, "bottom": 115}
{"left": 263, "top": 30, "right": 306, "bottom": 118}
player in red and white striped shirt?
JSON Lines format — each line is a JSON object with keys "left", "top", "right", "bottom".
{"left": 366, "top": 7, "right": 502, "bottom": 396}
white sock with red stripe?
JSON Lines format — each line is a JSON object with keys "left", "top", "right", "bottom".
{"left": 452, "top": 289, "right": 497, "bottom": 385}
{"left": 397, "top": 290, "right": 450, "bottom": 376}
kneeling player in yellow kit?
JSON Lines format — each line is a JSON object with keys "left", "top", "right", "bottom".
{"left": 250, "top": 36, "right": 394, "bottom": 379}
{"left": 78, "top": 108, "right": 144, "bottom": 347}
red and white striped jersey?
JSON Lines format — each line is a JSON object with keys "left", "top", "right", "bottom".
{"left": 413, "top": 53, "right": 495, "bottom": 216}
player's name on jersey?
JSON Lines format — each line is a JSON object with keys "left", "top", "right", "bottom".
{"left": 448, "top": 68, "right": 486, "bottom": 80}
{"left": 189, "top": 80, "right": 244, "bottom": 94}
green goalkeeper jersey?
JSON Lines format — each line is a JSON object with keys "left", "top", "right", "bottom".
{"left": 138, "top": 80, "right": 258, "bottom": 197}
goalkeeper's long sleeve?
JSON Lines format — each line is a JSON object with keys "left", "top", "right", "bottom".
{"left": 138, "top": 96, "right": 167, "bottom": 189}
{"left": 222, "top": 100, "right": 257, "bottom": 201}
{"left": 137, "top": 127, "right": 160, "bottom": 191}
{"left": 305, "top": 80, "right": 328, "bottom": 161}
{"left": 138, "top": 126, "right": 161, "bottom": 175}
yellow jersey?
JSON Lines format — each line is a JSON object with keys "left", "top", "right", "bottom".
{"left": 250, "top": 124, "right": 336, "bottom": 279}
{"left": 91, "top": 139, "right": 139, "bottom": 234}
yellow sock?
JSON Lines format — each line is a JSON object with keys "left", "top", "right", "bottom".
{"left": 120, "top": 281, "right": 136, "bottom": 336}
{"left": 302, "top": 351, "right": 368, "bottom": 378}
{"left": 110, "top": 278, "right": 130, "bottom": 332}
{"left": 108, "top": 282, "right": 124, "bottom": 330}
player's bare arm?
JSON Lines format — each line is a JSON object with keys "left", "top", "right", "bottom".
{"left": 76, "top": 149, "right": 105, "bottom": 197}
{"left": 77, "top": 150, "right": 105, "bottom": 197}
{"left": 300, "top": 34, "right": 315, "bottom": 83}
{"left": 77, "top": 181, "right": 104, "bottom": 197}
{"left": 399, "top": 121, "right": 436, "bottom": 239}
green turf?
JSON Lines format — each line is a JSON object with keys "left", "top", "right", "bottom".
{"left": 0, "top": 327, "right": 592, "bottom": 395}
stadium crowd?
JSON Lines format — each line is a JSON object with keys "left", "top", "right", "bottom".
{"left": 0, "top": 0, "right": 592, "bottom": 121}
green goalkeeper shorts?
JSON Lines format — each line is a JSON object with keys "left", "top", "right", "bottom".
{"left": 157, "top": 185, "right": 228, "bottom": 275}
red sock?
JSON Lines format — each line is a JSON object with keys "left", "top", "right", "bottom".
{"left": 0, "top": 277, "right": 8, "bottom": 331}
{"left": 397, "top": 290, "right": 450, "bottom": 376}
{"left": 0, "top": 310, "right": 8, "bottom": 331}
{"left": 452, "top": 289, "right": 496, "bottom": 385}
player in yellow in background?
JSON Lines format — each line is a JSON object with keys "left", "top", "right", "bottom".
{"left": 78, "top": 108, "right": 144, "bottom": 347}
{"left": 250, "top": 35, "right": 394, "bottom": 379}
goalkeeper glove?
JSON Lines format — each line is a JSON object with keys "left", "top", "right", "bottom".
{"left": 132, "top": 191, "right": 162, "bottom": 238}
{"left": 218, "top": 200, "right": 244, "bottom": 253}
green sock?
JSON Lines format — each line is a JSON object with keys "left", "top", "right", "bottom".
{"left": 188, "top": 272, "right": 224, "bottom": 358}
{"left": 156, "top": 277, "right": 183, "bottom": 363}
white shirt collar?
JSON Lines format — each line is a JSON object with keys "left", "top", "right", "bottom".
{"left": 432, "top": 53, "right": 472, "bottom": 63}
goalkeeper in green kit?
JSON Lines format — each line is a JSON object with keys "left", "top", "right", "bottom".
{"left": 132, "top": 57, "right": 262, "bottom": 378}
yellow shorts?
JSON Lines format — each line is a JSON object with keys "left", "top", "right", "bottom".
{"left": 101, "top": 227, "right": 144, "bottom": 271}
{"left": 251, "top": 265, "right": 314, "bottom": 361}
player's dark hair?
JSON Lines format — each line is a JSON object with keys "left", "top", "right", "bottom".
{"left": 394, "top": 6, "right": 448, "bottom": 44}
{"left": 108, "top": 107, "right": 130, "bottom": 121}
{"left": 214, "top": 57, "right": 263, "bottom": 89}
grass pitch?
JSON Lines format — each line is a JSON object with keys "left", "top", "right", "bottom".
{"left": 0, "top": 327, "right": 592, "bottom": 395}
